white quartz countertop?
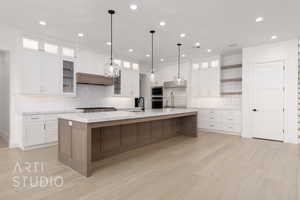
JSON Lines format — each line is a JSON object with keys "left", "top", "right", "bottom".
{"left": 58, "top": 108, "right": 198, "bottom": 123}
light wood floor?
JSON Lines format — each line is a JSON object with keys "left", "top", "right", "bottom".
{"left": 0, "top": 133, "right": 298, "bottom": 200}
{"left": 0, "top": 135, "right": 8, "bottom": 148}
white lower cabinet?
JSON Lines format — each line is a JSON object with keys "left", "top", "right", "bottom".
{"left": 198, "top": 109, "right": 241, "bottom": 134}
{"left": 23, "top": 114, "right": 59, "bottom": 148}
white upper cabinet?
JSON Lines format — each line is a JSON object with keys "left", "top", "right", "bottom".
{"left": 62, "top": 57, "right": 76, "bottom": 95}
{"left": 20, "top": 38, "right": 76, "bottom": 96}
{"left": 40, "top": 52, "right": 61, "bottom": 95}
{"left": 191, "top": 56, "right": 220, "bottom": 97}
{"left": 21, "top": 48, "right": 42, "bottom": 94}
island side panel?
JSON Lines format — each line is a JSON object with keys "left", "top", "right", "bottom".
{"left": 179, "top": 114, "right": 198, "bottom": 137}
{"left": 58, "top": 119, "right": 92, "bottom": 177}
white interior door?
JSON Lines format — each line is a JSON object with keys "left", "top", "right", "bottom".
{"left": 251, "top": 61, "right": 284, "bottom": 141}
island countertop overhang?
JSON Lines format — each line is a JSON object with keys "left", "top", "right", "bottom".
{"left": 58, "top": 108, "right": 199, "bottom": 123}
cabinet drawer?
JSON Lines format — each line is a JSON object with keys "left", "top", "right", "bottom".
{"left": 222, "top": 116, "right": 241, "bottom": 124}
{"left": 222, "top": 123, "right": 241, "bottom": 132}
{"left": 24, "top": 115, "right": 44, "bottom": 122}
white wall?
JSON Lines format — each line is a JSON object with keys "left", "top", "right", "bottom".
{"left": 0, "top": 51, "right": 10, "bottom": 140}
{"left": 242, "top": 39, "right": 298, "bottom": 144}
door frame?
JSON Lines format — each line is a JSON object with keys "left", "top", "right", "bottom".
{"left": 250, "top": 59, "right": 286, "bottom": 141}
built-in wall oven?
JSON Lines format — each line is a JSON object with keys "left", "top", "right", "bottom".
{"left": 151, "top": 87, "right": 163, "bottom": 109}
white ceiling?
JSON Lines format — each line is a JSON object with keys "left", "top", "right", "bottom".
{"left": 0, "top": 0, "right": 299, "bottom": 64}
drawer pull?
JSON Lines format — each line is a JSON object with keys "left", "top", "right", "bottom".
{"left": 31, "top": 117, "right": 40, "bottom": 120}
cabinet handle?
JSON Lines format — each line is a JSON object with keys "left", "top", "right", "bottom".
{"left": 44, "top": 123, "right": 46, "bottom": 130}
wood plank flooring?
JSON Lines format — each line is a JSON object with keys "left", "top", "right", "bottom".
{"left": 0, "top": 135, "right": 8, "bottom": 148}
{"left": 0, "top": 133, "right": 298, "bottom": 200}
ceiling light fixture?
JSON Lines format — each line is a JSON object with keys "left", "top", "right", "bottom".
{"left": 207, "top": 49, "right": 212, "bottom": 53}
{"left": 256, "top": 17, "right": 264, "bottom": 22}
{"left": 106, "top": 9, "right": 119, "bottom": 78}
{"left": 130, "top": 4, "right": 138, "bottom": 10}
{"left": 182, "top": 54, "right": 186, "bottom": 58}
{"left": 150, "top": 30, "right": 156, "bottom": 81}
{"left": 160, "top": 58, "right": 164, "bottom": 62}
{"left": 177, "top": 43, "right": 182, "bottom": 84}
{"left": 146, "top": 54, "right": 150, "bottom": 57}
{"left": 159, "top": 21, "right": 166, "bottom": 26}
{"left": 39, "top": 21, "right": 47, "bottom": 26}
{"left": 78, "top": 33, "right": 84, "bottom": 37}
{"left": 129, "top": 49, "right": 133, "bottom": 52}
{"left": 180, "top": 33, "right": 186, "bottom": 38}
{"left": 195, "top": 42, "right": 201, "bottom": 47}
{"left": 106, "top": 42, "right": 112, "bottom": 46}
{"left": 271, "top": 35, "right": 278, "bottom": 40}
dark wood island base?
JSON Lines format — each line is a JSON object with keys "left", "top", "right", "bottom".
{"left": 58, "top": 112, "right": 197, "bottom": 177}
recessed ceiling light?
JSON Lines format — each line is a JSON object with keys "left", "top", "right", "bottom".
{"left": 78, "top": 33, "right": 84, "bottom": 37}
{"left": 130, "top": 4, "right": 138, "bottom": 10}
{"left": 160, "top": 21, "right": 166, "bottom": 26}
{"left": 146, "top": 54, "right": 150, "bottom": 57}
{"left": 106, "top": 42, "right": 112, "bottom": 46}
{"left": 180, "top": 33, "right": 186, "bottom": 38}
{"left": 39, "top": 20, "right": 47, "bottom": 26}
{"left": 182, "top": 54, "right": 186, "bottom": 57}
{"left": 195, "top": 42, "right": 200, "bottom": 46}
{"left": 129, "top": 49, "right": 134, "bottom": 52}
{"left": 256, "top": 17, "right": 264, "bottom": 22}
{"left": 207, "top": 49, "right": 212, "bottom": 53}
{"left": 160, "top": 58, "right": 164, "bottom": 62}
{"left": 271, "top": 35, "right": 278, "bottom": 40}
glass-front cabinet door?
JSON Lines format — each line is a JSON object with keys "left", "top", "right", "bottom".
{"left": 113, "top": 70, "right": 121, "bottom": 95}
{"left": 62, "top": 59, "right": 76, "bottom": 95}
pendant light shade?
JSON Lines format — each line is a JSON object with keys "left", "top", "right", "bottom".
{"left": 106, "top": 9, "right": 119, "bottom": 77}
{"left": 150, "top": 30, "right": 156, "bottom": 82}
{"left": 177, "top": 43, "right": 182, "bottom": 84}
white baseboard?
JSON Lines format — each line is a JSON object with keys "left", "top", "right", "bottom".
{"left": 22, "top": 142, "right": 58, "bottom": 151}
{"left": 198, "top": 128, "right": 241, "bottom": 136}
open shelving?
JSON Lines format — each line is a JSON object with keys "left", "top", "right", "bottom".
{"left": 221, "top": 64, "right": 242, "bottom": 70}
{"left": 220, "top": 63, "right": 242, "bottom": 96}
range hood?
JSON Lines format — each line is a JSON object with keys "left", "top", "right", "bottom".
{"left": 76, "top": 72, "right": 113, "bottom": 86}
{"left": 163, "top": 80, "right": 187, "bottom": 88}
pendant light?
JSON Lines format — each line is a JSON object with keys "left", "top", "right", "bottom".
{"left": 106, "top": 9, "right": 119, "bottom": 77}
{"left": 177, "top": 43, "right": 182, "bottom": 84}
{"left": 150, "top": 30, "right": 156, "bottom": 81}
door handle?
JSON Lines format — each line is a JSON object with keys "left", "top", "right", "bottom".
{"left": 252, "top": 109, "right": 258, "bottom": 112}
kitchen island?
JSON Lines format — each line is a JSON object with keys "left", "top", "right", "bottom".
{"left": 58, "top": 109, "right": 198, "bottom": 177}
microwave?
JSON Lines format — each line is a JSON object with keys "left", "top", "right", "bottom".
{"left": 152, "top": 87, "right": 163, "bottom": 96}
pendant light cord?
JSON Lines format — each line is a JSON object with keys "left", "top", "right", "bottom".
{"left": 152, "top": 33, "right": 153, "bottom": 73}
{"left": 110, "top": 11, "right": 113, "bottom": 66}
{"left": 108, "top": 10, "right": 115, "bottom": 66}
{"left": 177, "top": 43, "right": 182, "bottom": 79}
{"left": 150, "top": 30, "right": 155, "bottom": 74}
